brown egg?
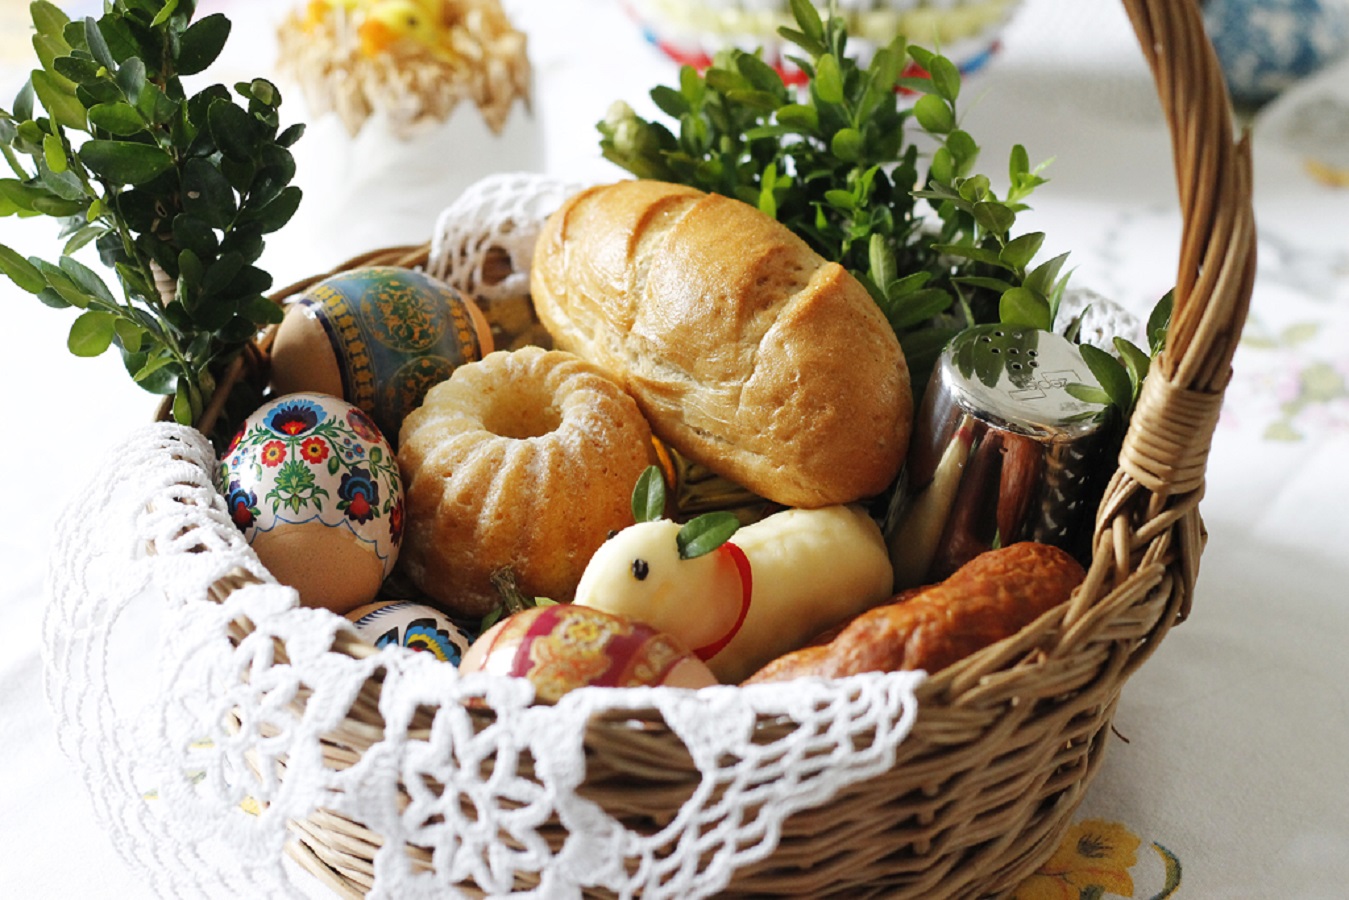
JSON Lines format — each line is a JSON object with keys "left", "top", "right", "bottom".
{"left": 459, "top": 605, "right": 717, "bottom": 702}
{"left": 270, "top": 266, "right": 493, "bottom": 446}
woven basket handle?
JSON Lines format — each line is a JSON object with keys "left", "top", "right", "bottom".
{"left": 1071, "top": 0, "right": 1255, "bottom": 630}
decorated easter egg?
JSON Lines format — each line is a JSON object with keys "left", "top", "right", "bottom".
{"left": 269, "top": 266, "right": 493, "bottom": 445}
{"left": 346, "top": 600, "right": 475, "bottom": 665}
{"left": 219, "top": 392, "right": 404, "bottom": 614}
{"left": 458, "top": 605, "right": 718, "bottom": 702}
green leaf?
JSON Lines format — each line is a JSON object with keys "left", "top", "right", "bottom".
{"left": 37, "top": 259, "right": 92, "bottom": 307}
{"left": 206, "top": 99, "right": 258, "bottom": 161}
{"left": 676, "top": 512, "right": 740, "bottom": 560}
{"left": 150, "top": 0, "right": 180, "bottom": 28}
{"left": 78, "top": 140, "right": 173, "bottom": 185}
{"left": 127, "top": 348, "right": 178, "bottom": 392}
{"left": 239, "top": 292, "right": 284, "bottom": 326}
{"left": 631, "top": 465, "right": 666, "bottom": 523}
{"left": 774, "top": 103, "right": 818, "bottom": 133}
{"left": 928, "top": 146, "right": 955, "bottom": 184}
{"left": 927, "top": 55, "right": 962, "bottom": 103}
{"left": 0, "top": 244, "right": 46, "bottom": 293}
{"left": 62, "top": 222, "right": 104, "bottom": 255}
{"left": 68, "top": 309, "right": 117, "bottom": 356}
{"left": 913, "top": 94, "right": 954, "bottom": 134}
{"left": 178, "top": 14, "right": 230, "bottom": 76}
{"left": 830, "top": 127, "right": 862, "bottom": 162}
{"left": 887, "top": 287, "right": 952, "bottom": 330}
{"left": 52, "top": 55, "right": 100, "bottom": 84}
{"left": 944, "top": 129, "right": 979, "bottom": 174}
{"left": 13, "top": 81, "right": 34, "bottom": 121}
{"left": 1114, "top": 336, "right": 1151, "bottom": 391}
{"left": 651, "top": 84, "right": 689, "bottom": 118}
{"left": 1064, "top": 383, "right": 1110, "bottom": 406}
{"left": 42, "top": 132, "right": 68, "bottom": 173}
{"left": 32, "top": 35, "right": 75, "bottom": 87}
{"left": 88, "top": 101, "right": 145, "bottom": 135}
{"left": 182, "top": 156, "right": 237, "bottom": 228}
{"left": 171, "top": 384, "right": 195, "bottom": 424}
{"left": 82, "top": 17, "right": 117, "bottom": 70}
{"left": 113, "top": 317, "right": 144, "bottom": 353}
{"left": 1025, "top": 251, "right": 1071, "bottom": 297}
{"left": 869, "top": 232, "right": 896, "bottom": 293}
{"left": 1146, "top": 290, "right": 1173, "bottom": 355}
{"left": 172, "top": 214, "right": 219, "bottom": 259}
{"left": 115, "top": 57, "right": 145, "bottom": 102}
{"left": 999, "top": 231, "right": 1044, "bottom": 271}
{"left": 30, "top": 69, "right": 87, "bottom": 131}
{"left": 736, "top": 51, "right": 784, "bottom": 94}
{"left": 815, "top": 54, "right": 843, "bottom": 104}
{"left": 244, "top": 184, "right": 300, "bottom": 234}
{"left": 954, "top": 275, "right": 1016, "bottom": 294}
{"left": 1009, "top": 143, "right": 1030, "bottom": 181}
{"left": 58, "top": 255, "right": 116, "bottom": 304}
{"left": 1078, "top": 343, "right": 1132, "bottom": 412}
{"left": 999, "top": 287, "right": 1052, "bottom": 331}
{"left": 31, "top": 1, "right": 72, "bottom": 38}
{"left": 276, "top": 122, "right": 304, "bottom": 148}
{"left": 788, "top": 0, "right": 825, "bottom": 46}
{"left": 972, "top": 201, "right": 1015, "bottom": 237}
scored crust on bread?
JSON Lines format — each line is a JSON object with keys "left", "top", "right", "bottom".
{"left": 531, "top": 180, "right": 913, "bottom": 508}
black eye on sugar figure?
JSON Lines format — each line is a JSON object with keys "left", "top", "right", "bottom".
{"left": 606, "top": 529, "right": 619, "bottom": 540}
{"left": 631, "top": 559, "right": 649, "bottom": 580}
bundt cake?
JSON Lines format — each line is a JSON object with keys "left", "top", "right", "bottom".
{"left": 397, "top": 346, "right": 656, "bottom": 617}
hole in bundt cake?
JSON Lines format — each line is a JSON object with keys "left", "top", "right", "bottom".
{"left": 480, "top": 392, "right": 562, "bottom": 440}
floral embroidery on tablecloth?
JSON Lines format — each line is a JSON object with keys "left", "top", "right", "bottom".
{"left": 1011, "top": 819, "right": 1182, "bottom": 900}
{"left": 1226, "top": 317, "right": 1349, "bottom": 441}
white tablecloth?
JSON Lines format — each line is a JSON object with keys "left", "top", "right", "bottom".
{"left": 2, "top": 0, "right": 1346, "bottom": 896}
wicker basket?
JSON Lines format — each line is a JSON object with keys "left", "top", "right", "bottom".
{"left": 164, "top": 0, "right": 1255, "bottom": 895}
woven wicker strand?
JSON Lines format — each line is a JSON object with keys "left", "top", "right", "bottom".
{"left": 167, "top": 0, "right": 1256, "bottom": 895}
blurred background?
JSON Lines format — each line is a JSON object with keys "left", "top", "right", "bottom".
{"left": 1, "top": 1, "right": 1346, "bottom": 897}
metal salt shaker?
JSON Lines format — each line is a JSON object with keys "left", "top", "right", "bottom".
{"left": 884, "top": 324, "right": 1110, "bottom": 589}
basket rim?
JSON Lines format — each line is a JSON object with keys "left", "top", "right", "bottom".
{"left": 146, "top": 0, "right": 1257, "bottom": 895}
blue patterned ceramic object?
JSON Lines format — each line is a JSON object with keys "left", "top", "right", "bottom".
{"left": 345, "top": 600, "right": 475, "bottom": 665}
{"left": 269, "top": 266, "right": 493, "bottom": 446}
{"left": 1204, "top": 0, "right": 1349, "bottom": 108}
{"left": 219, "top": 392, "right": 404, "bottom": 613}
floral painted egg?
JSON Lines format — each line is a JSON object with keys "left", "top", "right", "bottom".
{"left": 269, "top": 266, "right": 494, "bottom": 446}
{"left": 219, "top": 392, "right": 404, "bottom": 614}
{"left": 345, "top": 600, "right": 475, "bottom": 665}
{"left": 458, "top": 605, "right": 718, "bottom": 702}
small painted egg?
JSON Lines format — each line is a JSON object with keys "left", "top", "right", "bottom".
{"left": 219, "top": 392, "right": 404, "bottom": 615}
{"left": 269, "top": 266, "right": 494, "bottom": 446}
{"left": 346, "top": 600, "right": 475, "bottom": 665}
{"left": 458, "top": 605, "right": 717, "bottom": 702}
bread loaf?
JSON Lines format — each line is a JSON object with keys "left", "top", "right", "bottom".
{"left": 530, "top": 180, "right": 912, "bottom": 509}
{"left": 743, "top": 542, "right": 1085, "bottom": 682}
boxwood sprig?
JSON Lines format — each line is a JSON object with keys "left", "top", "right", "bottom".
{"left": 0, "top": 0, "right": 302, "bottom": 432}
{"left": 599, "top": 0, "right": 1066, "bottom": 395}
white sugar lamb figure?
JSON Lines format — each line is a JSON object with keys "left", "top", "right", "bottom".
{"left": 574, "top": 468, "right": 894, "bottom": 684}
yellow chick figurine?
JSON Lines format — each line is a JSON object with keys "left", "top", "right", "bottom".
{"left": 358, "top": 0, "right": 458, "bottom": 62}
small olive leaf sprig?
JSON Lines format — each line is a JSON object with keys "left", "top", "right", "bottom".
{"left": 1065, "top": 290, "right": 1174, "bottom": 423}
{"left": 631, "top": 466, "right": 740, "bottom": 559}
{"left": 598, "top": 0, "right": 1061, "bottom": 396}
{"left": 0, "top": 0, "right": 302, "bottom": 432}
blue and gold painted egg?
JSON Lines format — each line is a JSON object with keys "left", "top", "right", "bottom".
{"left": 269, "top": 266, "right": 493, "bottom": 446}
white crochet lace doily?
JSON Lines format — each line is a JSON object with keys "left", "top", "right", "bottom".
{"left": 42, "top": 172, "right": 928, "bottom": 899}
